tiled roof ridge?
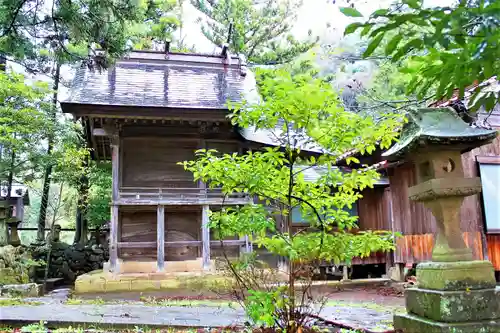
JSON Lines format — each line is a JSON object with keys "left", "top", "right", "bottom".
{"left": 117, "top": 50, "right": 246, "bottom": 70}
{"left": 429, "top": 76, "right": 498, "bottom": 108}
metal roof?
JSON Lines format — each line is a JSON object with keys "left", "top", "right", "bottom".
{"left": 62, "top": 51, "right": 260, "bottom": 110}
{"left": 240, "top": 125, "right": 326, "bottom": 153}
{"left": 62, "top": 51, "right": 328, "bottom": 153}
{"left": 298, "top": 165, "right": 389, "bottom": 186}
{"left": 383, "top": 107, "right": 498, "bottom": 158}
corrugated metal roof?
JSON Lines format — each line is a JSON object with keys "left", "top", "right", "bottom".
{"left": 240, "top": 126, "right": 326, "bottom": 153}
{"left": 63, "top": 51, "right": 260, "bottom": 110}
{"left": 297, "top": 165, "right": 389, "bottom": 186}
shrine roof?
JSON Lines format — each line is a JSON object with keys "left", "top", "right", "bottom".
{"left": 383, "top": 107, "right": 498, "bottom": 158}
{"left": 62, "top": 51, "right": 260, "bottom": 110}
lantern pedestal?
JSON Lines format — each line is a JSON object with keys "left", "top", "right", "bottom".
{"left": 393, "top": 177, "right": 500, "bottom": 332}
{"left": 394, "top": 312, "right": 500, "bottom": 333}
{"left": 7, "top": 219, "right": 21, "bottom": 247}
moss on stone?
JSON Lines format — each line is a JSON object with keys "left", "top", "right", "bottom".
{"left": 0, "top": 299, "right": 42, "bottom": 306}
{"left": 394, "top": 313, "right": 500, "bottom": 333}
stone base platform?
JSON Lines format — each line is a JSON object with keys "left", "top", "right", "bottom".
{"left": 394, "top": 313, "right": 500, "bottom": 333}
{"left": 103, "top": 258, "right": 213, "bottom": 274}
{"left": 74, "top": 267, "right": 229, "bottom": 294}
{"left": 405, "top": 287, "right": 500, "bottom": 322}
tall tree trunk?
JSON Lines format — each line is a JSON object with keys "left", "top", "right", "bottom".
{"left": 0, "top": 150, "right": 15, "bottom": 245}
{"left": 0, "top": 55, "right": 5, "bottom": 72}
{"left": 78, "top": 172, "right": 89, "bottom": 245}
{"left": 0, "top": 53, "right": 7, "bottom": 245}
{"left": 73, "top": 164, "right": 89, "bottom": 244}
{"left": 36, "top": 64, "right": 60, "bottom": 242}
{"left": 43, "top": 182, "right": 64, "bottom": 293}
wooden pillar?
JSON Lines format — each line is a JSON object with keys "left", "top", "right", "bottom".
{"left": 202, "top": 205, "right": 210, "bottom": 270}
{"left": 342, "top": 265, "right": 350, "bottom": 281}
{"left": 109, "top": 136, "right": 119, "bottom": 273}
{"left": 110, "top": 205, "right": 118, "bottom": 272}
{"left": 15, "top": 197, "right": 24, "bottom": 222}
{"left": 240, "top": 235, "right": 252, "bottom": 255}
{"left": 157, "top": 205, "right": 165, "bottom": 271}
{"left": 111, "top": 137, "right": 120, "bottom": 202}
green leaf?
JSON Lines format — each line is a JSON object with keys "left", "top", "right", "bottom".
{"left": 392, "top": 38, "right": 423, "bottom": 61}
{"left": 339, "top": 7, "right": 363, "bottom": 18}
{"left": 346, "top": 156, "right": 360, "bottom": 165}
{"left": 344, "top": 22, "right": 364, "bottom": 36}
{"left": 363, "top": 33, "right": 385, "bottom": 57}
{"left": 385, "top": 34, "right": 403, "bottom": 56}
{"left": 360, "top": 25, "right": 372, "bottom": 37}
{"left": 371, "top": 9, "right": 389, "bottom": 18}
{"left": 404, "top": 0, "right": 421, "bottom": 9}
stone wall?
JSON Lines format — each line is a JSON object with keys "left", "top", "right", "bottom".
{"left": 31, "top": 241, "right": 109, "bottom": 283}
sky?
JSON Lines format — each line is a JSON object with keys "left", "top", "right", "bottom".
{"left": 9, "top": 0, "right": 454, "bottom": 101}
{"left": 178, "top": 0, "right": 453, "bottom": 53}
{"left": 179, "top": 0, "right": 391, "bottom": 54}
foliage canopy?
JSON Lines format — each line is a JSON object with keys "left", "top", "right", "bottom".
{"left": 0, "top": 0, "right": 180, "bottom": 70}
{"left": 343, "top": 0, "right": 500, "bottom": 112}
{"left": 191, "top": 0, "right": 317, "bottom": 64}
{"left": 182, "top": 68, "right": 402, "bottom": 330}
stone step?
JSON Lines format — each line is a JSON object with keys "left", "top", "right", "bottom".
{"left": 36, "top": 277, "right": 64, "bottom": 291}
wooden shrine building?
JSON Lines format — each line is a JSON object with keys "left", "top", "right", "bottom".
{"left": 61, "top": 51, "right": 266, "bottom": 274}
{"left": 61, "top": 50, "right": 394, "bottom": 278}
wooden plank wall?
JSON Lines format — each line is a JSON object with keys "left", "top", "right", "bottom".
{"left": 119, "top": 207, "right": 201, "bottom": 261}
{"left": 353, "top": 187, "right": 392, "bottom": 265}
{"left": 119, "top": 209, "right": 157, "bottom": 261}
{"left": 357, "top": 187, "right": 391, "bottom": 230}
{"left": 389, "top": 156, "right": 492, "bottom": 264}
{"left": 462, "top": 136, "right": 500, "bottom": 271}
{"left": 121, "top": 137, "right": 198, "bottom": 188}
{"left": 487, "top": 235, "right": 500, "bottom": 270}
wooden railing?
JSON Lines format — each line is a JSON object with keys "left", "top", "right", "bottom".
{"left": 117, "top": 187, "right": 251, "bottom": 205}
{"left": 117, "top": 239, "right": 246, "bottom": 248}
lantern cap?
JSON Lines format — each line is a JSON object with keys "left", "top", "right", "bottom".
{"left": 382, "top": 107, "right": 497, "bottom": 159}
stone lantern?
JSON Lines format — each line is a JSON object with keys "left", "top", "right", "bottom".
{"left": 0, "top": 200, "right": 8, "bottom": 246}
{"left": 383, "top": 108, "right": 500, "bottom": 332}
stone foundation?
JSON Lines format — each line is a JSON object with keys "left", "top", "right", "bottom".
{"left": 74, "top": 268, "right": 227, "bottom": 294}
{"left": 103, "top": 258, "right": 213, "bottom": 274}
{"left": 405, "top": 287, "right": 500, "bottom": 322}
{"left": 417, "top": 260, "right": 497, "bottom": 290}
{"left": 395, "top": 261, "right": 500, "bottom": 332}
{"left": 394, "top": 312, "right": 500, "bottom": 333}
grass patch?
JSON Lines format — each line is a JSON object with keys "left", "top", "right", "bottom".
{"left": 139, "top": 296, "right": 238, "bottom": 308}
{"left": 325, "top": 300, "right": 404, "bottom": 313}
{"left": 65, "top": 297, "right": 107, "bottom": 305}
{"left": 65, "top": 296, "right": 238, "bottom": 308}
{"left": 0, "top": 298, "right": 42, "bottom": 307}
{"left": 13, "top": 322, "right": 239, "bottom": 333}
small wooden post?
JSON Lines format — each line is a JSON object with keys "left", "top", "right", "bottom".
{"left": 342, "top": 265, "right": 350, "bottom": 281}
{"left": 109, "top": 135, "right": 120, "bottom": 273}
{"left": 15, "top": 197, "right": 24, "bottom": 222}
{"left": 111, "top": 137, "right": 120, "bottom": 203}
{"left": 240, "top": 235, "right": 252, "bottom": 255}
{"left": 157, "top": 205, "right": 165, "bottom": 271}
{"left": 201, "top": 205, "right": 210, "bottom": 270}
{"left": 110, "top": 205, "right": 118, "bottom": 272}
